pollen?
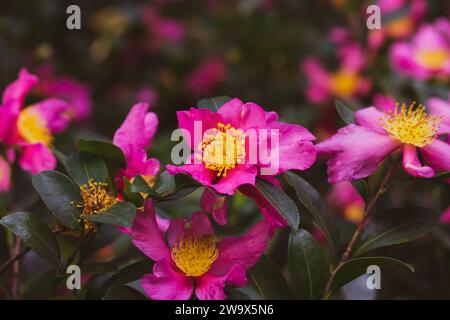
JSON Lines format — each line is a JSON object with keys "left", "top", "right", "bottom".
{"left": 197, "top": 122, "right": 246, "bottom": 177}
{"left": 73, "top": 179, "right": 118, "bottom": 233}
{"left": 380, "top": 102, "right": 443, "bottom": 148}
{"left": 17, "top": 107, "right": 53, "bottom": 146}
{"left": 171, "top": 236, "right": 219, "bottom": 277}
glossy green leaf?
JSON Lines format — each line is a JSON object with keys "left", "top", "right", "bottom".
{"left": 0, "top": 212, "right": 60, "bottom": 265}
{"left": 122, "top": 177, "right": 145, "bottom": 207}
{"left": 351, "top": 179, "right": 370, "bottom": 203}
{"left": 335, "top": 100, "right": 355, "bottom": 124}
{"left": 288, "top": 229, "right": 328, "bottom": 299}
{"left": 329, "top": 256, "right": 414, "bottom": 294}
{"left": 197, "top": 96, "right": 232, "bottom": 111}
{"left": 32, "top": 171, "right": 82, "bottom": 231}
{"left": 63, "top": 152, "right": 108, "bottom": 186}
{"left": 255, "top": 177, "right": 299, "bottom": 230}
{"left": 104, "top": 260, "right": 154, "bottom": 289}
{"left": 78, "top": 139, "right": 126, "bottom": 168}
{"left": 353, "top": 207, "right": 439, "bottom": 257}
{"left": 249, "top": 255, "right": 293, "bottom": 299}
{"left": 84, "top": 201, "right": 136, "bottom": 227}
{"left": 284, "top": 172, "right": 340, "bottom": 257}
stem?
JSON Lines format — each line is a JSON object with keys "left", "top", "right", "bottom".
{"left": 322, "top": 164, "right": 397, "bottom": 299}
{"left": 11, "top": 238, "right": 21, "bottom": 299}
{"left": 0, "top": 247, "right": 30, "bottom": 275}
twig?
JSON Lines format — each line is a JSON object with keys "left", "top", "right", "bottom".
{"left": 0, "top": 247, "right": 30, "bottom": 275}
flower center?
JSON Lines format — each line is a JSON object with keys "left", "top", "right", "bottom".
{"left": 17, "top": 107, "right": 53, "bottom": 146}
{"left": 330, "top": 70, "right": 360, "bottom": 97}
{"left": 414, "top": 48, "right": 449, "bottom": 70}
{"left": 171, "top": 236, "right": 219, "bottom": 277}
{"left": 386, "top": 16, "right": 413, "bottom": 38}
{"left": 197, "top": 122, "right": 246, "bottom": 177}
{"left": 380, "top": 102, "right": 443, "bottom": 148}
{"left": 73, "top": 179, "right": 118, "bottom": 233}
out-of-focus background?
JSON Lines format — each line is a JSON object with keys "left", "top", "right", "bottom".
{"left": 0, "top": 0, "right": 449, "bottom": 299}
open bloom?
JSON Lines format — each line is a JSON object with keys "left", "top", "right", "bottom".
{"left": 167, "top": 98, "right": 315, "bottom": 231}
{"left": 302, "top": 43, "right": 371, "bottom": 103}
{"left": 0, "top": 68, "right": 72, "bottom": 183}
{"left": 131, "top": 200, "right": 269, "bottom": 300}
{"left": 316, "top": 102, "right": 449, "bottom": 183}
{"left": 390, "top": 18, "right": 450, "bottom": 80}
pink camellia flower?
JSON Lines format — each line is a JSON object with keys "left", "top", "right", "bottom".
{"left": 390, "top": 18, "right": 450, "bottom": 80}
{"left": 316, "top": 101, "right": 449, "bottom": 183}
{"left": 37, "top": 65, "right": 92, "bottom": 120}
{"left": 131, "top": 200, "right": 269, "bottom": 300}
{"left": 167, "top": 98, "right": 316, "bottom": 231}
{"left": 0, "top": 68, "right": 72, "bottom": 178}
{"left": 113, "top": 102, "right": 160, "bottom": 195}
{"left": 302, "top": 43, "right": 371, "bottom": 103}
{"left": 185, "top": 57, "right": 227, "bottom": 97}
{"left": 328, "top": 182, "right": 365, "bottom": 224}
{"left": 368, "top": 0, "right": 426, "bottom": 50}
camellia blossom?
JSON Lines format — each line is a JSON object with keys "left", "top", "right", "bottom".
{"left": 328, "top": 181, "right": 365, "bottom": 223}
{"left": 316, "top": 102, "right": 449, "bottom": 183}
{"left": 302, "top": 43, "right": 371, "bottom": 103}
{"left": 0, "top": 68, "right": 72, "bottom": 183}
{"left": 167, "top": 98, "right": 316, "bottom": 231}
{"left": 390, "top": 18, "right": 450, "bottom": 80}
{"left": 131, "top": 200, "right": 269, "bottom": 300}
{"left": 185, "top": 57, "right": 227, "bottom": 97}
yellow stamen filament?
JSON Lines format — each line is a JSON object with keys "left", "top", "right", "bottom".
{"left": 73, "top": 179, "right": 118, "bottom": 233}
{"left": 414, "top": 48, "right": 449, "bottom": 70}
{"left": 171, "top": 236, "right": 219, "bottom": 277}
{"left": 197, "top": 122, "right": 246, "bottom": 177}
{"left": 330, "top": 70, "right": 360, "bottom": 97}
{"left": 380, "top": 102, "right": 443, "bottom": 148}
{"left": 17, "top": 107, "right": 53, "bottom": 146}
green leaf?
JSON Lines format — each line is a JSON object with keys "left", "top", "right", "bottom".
{"left": 103, "top": 285, "right": 147, "bottom": 300}
{"left": 353, "top": 207, "right": 439, "bottom": 257}
{"left": 335, "top": 100, "right": 355, "bottom": 124}
{"left": 249, "top": 255, "right": 293, "bottom": 299}
{"left": 32, "top": 171, "right": 82, "bottom": 231}
{"left": 78, "top": 139, "right": 126, "bottom": 169}
{"left": 122, "top": 178, "right": 145, "bottom": 207}
{"left": 0, "top": 212, "right": 60, "bottom": 265}
{"left": 255, "top": 177, "right": 299, "bottom": 230}
{"left": 82, "top": 262, "right": 119, "bottom": 274}
{"left": 329, "top": 256, "right": 414, "bottom": 294}
{"left": 351, "top": 179, "right": 370, "bottom": 203}
{"left": 63, "top": 152, "right": 109, "bottom": 186}
{"left": 104, "top": 260, "right": 154, "bottom": 289}
{"left": 197, "top": 96, "right": 232, "bottom": 111}
{"left": 284, "top": 172, "right": 340, "bottom": 258}
{"left": 431, "top": 171, "right": 450, "bottom": 181}
{"left": 288, "top": 229, "right": 329, "bottom": 299}
{"left": 84, "top": 201, "right": 136, "bottom": 227}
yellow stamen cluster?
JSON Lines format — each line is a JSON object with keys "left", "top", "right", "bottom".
{"left": 73, "top": 179, "right": 117, "bottom": 233}
{"left": 17, "top": 107, "right": 53, "bottom": 146}
{"left": 380, "top": 102, "right": 443, "bottom": 148}
{"left": 171, "top": 236, "right": 219, "bottom": 277}
{"left": 197, "top": 123, "right": 246, "bottom": 177}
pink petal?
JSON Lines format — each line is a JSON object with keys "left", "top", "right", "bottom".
{"left": 210, "top": 165, "right": 258, "bottom": 195}
{"left": 427, "top": 97, "right": 450, "bottom": 134}
{"left": 2, "top": 68, "right": 38, "bottom": 110}
{"left": 441, "top": 207, "right": 450, "bottom": 224}
{"left": 354, "top": 106, "right": 388, "bottom": 134}
{"left": 200, "top": 188, "right": 228, "bottom": 225}
{"left": 19, "top": 143, "right": 56, "bottom": 174}
{"left": 166, "top": 163, "right": 216, "bottom": 189}
{"left": 0, "top": 103, "right": 19, "bottom": 145}
{"left": 217, "top": 98, "right": 244, "bottom": 128}
{"left": 239, "top": 102, "right": 268, "bottom": 130}
{"left": 34, "top": 98, "right": 72, "bottom": 133}
{"left": 141, "top": 258, "right": 194, "bottom": 300}
{"left": 167, "top": 212, "right": 215, "bottom": 247}
{"left": 124, "top": 148, "right": 160, "bottom": 178}
{"left": 195, "top": 265, "right": 247, "bottom": 300}
{"left": 403, "top": 144, "right": 435, "bottom": 178}
{"left": 316, "top": 124, "right": 401, "bottom": 183}
{"left": 0, "top": 156, "right": 11, "bottom": 192}
{"left": 131, "top": 200, "right": 169, "bottom": 261}
{"left": 209, "top": 221, "right": 269, "bottom": 276}
{"left": 421, "top": 139, "right": 450, "bottom": 176}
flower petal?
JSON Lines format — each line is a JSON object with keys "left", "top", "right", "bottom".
{"left": 167, "top": 212, "right": 215, "bottom": 248}
{"left": 0, "top": 156, "right": 11, "bottom": 192}
{"left": 421, "top": 139, "right": 450, "bottom": 176}
{"left": 217, "top": 98, "right": 244, "bottom": 128}
{"left": 200, "top": 188, "right": 227, "bottom": 225}
{"left": 403, "top": 144, "right": 435, "bottom": 178}
{"left": 34, "top": 98, "right": 72, "bottom": 133}
{"left": 19, "top": 143, "right": 56, "bottom": 174}
{"left": 354, "top": 106, "right": 387, "bottom": 134}
{"left": 2, "top": 68, "right": 38, "bottom": 110}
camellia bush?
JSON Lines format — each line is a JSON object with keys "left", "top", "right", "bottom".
{"left": 0, "top": 0, "right": 449, "bottom": 300}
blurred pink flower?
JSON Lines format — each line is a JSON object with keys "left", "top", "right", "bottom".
{"left": 0, "top": 69, "right": 72, "bottom": 177}
{"left": 441, "top": 207, "right": 450, "bottom": 224}
{"left": 185, "top": 57, "right": 227, "bottom": 97}
{"left": 328, "top": 181, "right": 365, "bottom": 223}
{"left": 302, "top": 43, "right": 371, "bottom": 103}
{"left": 316, "top": 102, "right": 449, "bottom": 183}
{"left": 37, "top": 65, "right": 92, "bottom": 120}
{"left": 131, "top": 200, "right": 269, "bottom": 300}
{"left": 0, "top": 156, "right": 10, "bottom": 192}
{"left": 389, "top": 18, "right": 450, "bottom": 80}
{"left": 136, "top": 87, "right": 158, "bottom": 106}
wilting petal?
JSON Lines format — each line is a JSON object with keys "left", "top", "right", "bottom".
{"left": 195, "top": 265, "right": 246, "bottom": 300}
{"left": 403, "top": 144, "right": 435, "bottom": 178}
{"left": 34, "top": 98, "right": 72, "bottom": 133}
{"left": 0, "top": 156, "right": 11, "bottom": 192}
{"left": 2, "top": 68, "right": 38, "bottom": 110}
{"left": 19, "top": 143, "right": 56, "bottom": 174}
{"left": 316, "top": 124, "right": 401, "bottom": 183}
{"left": 421, "top": 139, "right": 450, "bottom": 176}
{"left": 210, "top": 221, "right": 269, "bottom": 276}
{"left": 200, "top": 188, "right": 227, "bottom": 225}
{"left": 354, "top": 106, "right": 387, "bottom": 134}
{"left": 141, "top": 258, "right": 194, "bottom": 300}
{"left": 131, "top": 200, "right": 169, "bottom": 261}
